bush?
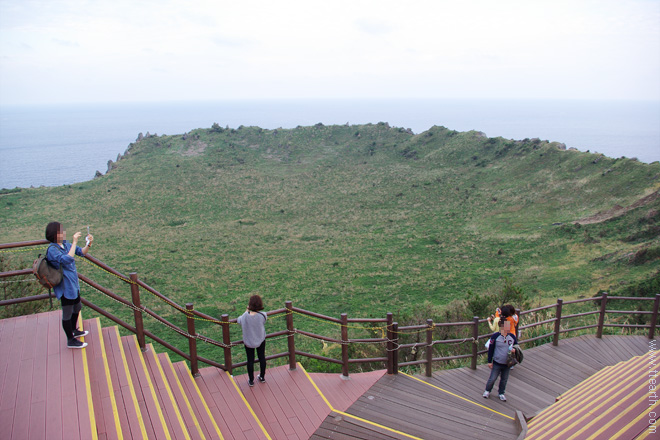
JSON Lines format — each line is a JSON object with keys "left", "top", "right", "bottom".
{"left": 629, "top": 247, "right": 660, "bottom": 265}
{"left": 465, "top": 290, "right": 491, "bottom": 318}
{"left": 465, "top": 278, "right": 530, "bottom": 320}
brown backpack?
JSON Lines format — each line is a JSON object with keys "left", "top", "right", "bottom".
{"left": 33, "top": 245, "right": 62, "bottom": 306}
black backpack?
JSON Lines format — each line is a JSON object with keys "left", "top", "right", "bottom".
{"left": 32, "top": 245, "right": 62, "bottom": 306}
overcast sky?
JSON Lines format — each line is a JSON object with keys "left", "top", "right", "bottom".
{"left": 0, "top": 0, "right": 658, "bottom": 105}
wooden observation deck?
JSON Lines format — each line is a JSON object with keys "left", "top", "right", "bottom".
{"left": 0, "top": 310, "right": 654, "bottom": 439}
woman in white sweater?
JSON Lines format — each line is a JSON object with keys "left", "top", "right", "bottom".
{"left": 237, "top": 295, "right": 268, "bottom": 387}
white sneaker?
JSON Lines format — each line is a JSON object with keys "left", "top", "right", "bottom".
{"left": 483, "top": 391, "right": 490, "bottom": 398}
{"left": 499, "top": 394, "right": 507, "bottom": 401}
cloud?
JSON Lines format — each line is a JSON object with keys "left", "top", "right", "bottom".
{"left": 211, "top": 35, "right": 253, "bottom": 48}
{"left": 354, "top": 18, "right": 395, "bottom": 35}
{"left": 0, "top": 0, "right": 658, "bottom": 104}
{"left": 51, "top": 38, "right": 79, "bottom": 48}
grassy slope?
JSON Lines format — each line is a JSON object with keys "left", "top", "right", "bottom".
{"left": 1, "top": 123, "right": 659, "bottom": 363}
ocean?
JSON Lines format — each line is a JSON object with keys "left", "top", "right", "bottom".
{"left": 0, "top": 99, "right": 658, "bottom": 189}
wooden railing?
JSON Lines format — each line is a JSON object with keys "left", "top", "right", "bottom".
{"left": 1, "top": 240, "right": 658, "bottom": 378}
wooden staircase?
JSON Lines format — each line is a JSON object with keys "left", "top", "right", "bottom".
{"left": 0, "top": 310, "right": 384, "bottom": 440}
{"left": 526, "top": 353, "right": 657, "bottom": 439}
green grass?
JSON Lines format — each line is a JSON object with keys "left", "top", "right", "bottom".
{"left": 1, "top": 123, "right": 659, "bottom": 371}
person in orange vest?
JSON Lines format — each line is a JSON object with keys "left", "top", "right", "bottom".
{"left": 502, "top": 304, "right": 519, "bottom": 338}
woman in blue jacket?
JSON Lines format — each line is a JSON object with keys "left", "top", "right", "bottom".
{"left": 45, "top": 222, "right": 94, "bottom": 349}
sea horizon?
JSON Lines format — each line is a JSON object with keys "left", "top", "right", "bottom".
{"left": 1, "top": 98, "right": 659, "bottom": 189}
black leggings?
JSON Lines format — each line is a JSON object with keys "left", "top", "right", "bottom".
{"left": 245, "top": 340, "right": 266, "bottom": 382}
{"left": 61, "top": 294, "right": 81, "bottom": 321}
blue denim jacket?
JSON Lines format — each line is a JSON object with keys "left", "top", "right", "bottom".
{"left": 46, "top": 241, "right": 83, "bottom": 300}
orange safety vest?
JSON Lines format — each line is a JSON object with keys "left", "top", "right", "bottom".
{"left": 495, "top": 309, "right": 518, "bottom": 335}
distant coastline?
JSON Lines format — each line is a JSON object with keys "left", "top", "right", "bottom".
{"left": 1, "top": 99, "right": 658, "bottom": 189}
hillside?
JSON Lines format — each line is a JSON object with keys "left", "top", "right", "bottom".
{"left": 1, "top": 122, "right": 659, "bottom": 361}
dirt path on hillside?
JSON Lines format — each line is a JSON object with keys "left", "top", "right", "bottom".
{"left": 573, "top": 190, "right": 659, "bottom": 225}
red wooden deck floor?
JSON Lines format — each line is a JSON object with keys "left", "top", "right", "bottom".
{"left": 0, "top": 311, "right": 95, "bottom": 440}
{"left": 196, "top": 363, "right": 385, "bottom": 440}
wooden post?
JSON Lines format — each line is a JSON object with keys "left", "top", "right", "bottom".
{"left": 596, "top": 292, "right": 608, "bottom": 338}
{"left": 386, "top": 313, "right": 393, "bottom": 375}
{"left": 471, "top": 316, "right": 479, "bottom": 370}
{"left": 425, "top": 319, "right": 434, "bottom": 377}
{"left": 649, "top": 294, "right": 660, "bottom": 340}
{"left": 221, "top": 314, "right": 232, "bottom": 374}
{"left": 186, "top": 303, "right": 199, "bottom": 377}
{"left": 340, "top": 313, "right": 349, "bottom": 379}
{"left": 553, "top": 299, "right": 563, "bottom": 346}
{"left": 129, "top": 273, "right": 146, "bottom": 351}
{"left": 392, "top": 322, "right": 399, "bottom": 375}
{"left": 286, "top": 301, "right": 296, "bottom": 370}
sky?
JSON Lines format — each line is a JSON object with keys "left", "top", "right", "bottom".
{"left": 0, "top": 0, "right": 658, "bottom": 105}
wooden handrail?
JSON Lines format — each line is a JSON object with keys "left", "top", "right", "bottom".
{"left": 561, "top": 310, "right": 600, "bottom": 319}
{"left": 433, "top": 320, "right": 475, "bottom": 328}
{"left": 85, "top": 254, "right": 131, "bottom": 282}
{"left": 1, "top": 239, "right": 658, "bottom": 377}
{"left": 0, "top": 239, "right": 48, "bottom": 250}
{"left": 520, "top": 303, "right": 558, "bottom": 314}
{"left": 295, "top": 351, "right": 343, "bottom": 365}
{"left": 292, "top": 306, "right": 342, "bottom": 324}
{"left": 348, "top": 317, "right": 389, "bottom": 323}
{"left": 0, "top": 268, "right": 33, "bottom": 278}
{"left": 0, "top": 293, "right": 51, "bottom": 306}
{"left": 562, "top": 297, "right": 600, "bottom": 305}
{"left": 519, "top": 317, "right": 557, "bottom": 330}
{"left": 81, "top": 298, "right": 137, "bottom": 334}
{"left": 78, "top": 273, "right": 134, "bottom": 308}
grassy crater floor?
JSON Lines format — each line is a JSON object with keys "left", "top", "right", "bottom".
{"left": 2, "top": 122, "right": 659, "bottom": 370}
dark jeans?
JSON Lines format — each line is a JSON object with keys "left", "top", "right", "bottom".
{"left": 245, "top": 340, "right": 266, "bottom": 382}
{"left": 485, "top": 361, "right": 511, "bottom": 395}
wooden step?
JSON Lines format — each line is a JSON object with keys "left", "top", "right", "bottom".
{"left": 527, "top": 354, "right": 653, "bottom": 439}
{"left": 196, "top": 366, "right": 270, "bottom": 440}
{"left": 121, "top": 335, "right": 170, "bottom": 440}
{"left": 142, "top": 344, "right": 191, "bottom": 440}
{"left": 102, "top": 326, "right": 148, "bottom": 439}
{"left": 172, "top": 361, "right": 225, "bottom": 440}
{"left": 157, "top": 352, "right": 207, "bottom": 440}
{"left": 234, "top": 364, "right": 333, "bottom": 439}
{"left": 82, "top": 317, "right": 121, "bottom": 439}
{"left": 530, "top": 355, "right": 647, "bottom": 431}
{"left": 555, "top": 354, "right": 646, "bottom": 402}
